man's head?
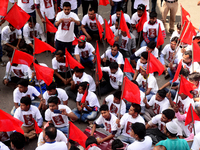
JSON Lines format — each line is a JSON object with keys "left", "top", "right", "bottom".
{"left": 147, "top": 41, "right": 156, "bottom": 52}
{"left": 113, "top": 90, "right": 122, "bottom": 104}
{"left": 170, "top": 37, "right": 179, "bottom": 50}
{"left": 88, "top": 7, "right": 96, "bottom": 20}
{"left": 115, "top": 18, "right": 119, "bottom": 29}
{"left": 183, "top": 50, "right": 192, "bottom": 64}
{"left": 43, "top": 126, "right": 57, "bottom": 142}
{"left": 28, "top": 16, "right": 36, "bottom": 28}
{"left": 111, "top": 43, "right": 119, "bottom": 56}
{"left": 139, "top": 65, "right": 147, "bottom": 77}
{"left": 111, "top": 139, "right": 124, "bottom": 150}
{"left": 100, "top": 104, "right": 110, "bottom": 119}
{"left": 10, "top": 132, "right": 25, "bottom": 150}
{"left": 188, "top": 72, "right": 200, "bottom": 86}
{"left": 8, "top": 23, "right": 16, "bottom": 31}
{"left": 20, "top": 97, "right": 31, "bottom": 111}
{"left": 85, "top": 136, "right": 98, "bottom": 148}
{"left": 116, "top": 7, "right": 123, "bottom": 18}
{"left": 156, "top": 89, "right": 167, "bottom": 102}
{"left": 78, "top": 81, "right": 89, "bottom": 94}
{"left": 161, "top": 109, "right": 175, "bottom": 123}
{"left": 46, "top": 82, "right": 57, "bottom": 95}
{"left": 63, "top": 2, "right": 71, "bottom": 15}
{"left": 129, "top": 103, "right": 141, "bottom": 118}
{"left": 164, "top": 121, "right": 178, "bottom": 138}
{"left": 140, "top": 51, "right": 148, "bottom": 64}
{"left": 109, "top": 62, "right": 118, "bottom": 74}
{"left": 48, "top": 96, "right": 59, "bottom": 112}
{"left": 55, "top": 50, "right": 65, "bottom": 62}
{"left": 130, "top": 122, "right": 146, "bottom": 140}
{"left": 17, "top": 79, "right": 29, "bottom": 93}
{"left": 74, "top": 66, "right": 84, "bottom": 78}
{"left": 179, "top": 67, "right": 189, "bottom": 78}
{"left": 137, "top": 4, "right": 145, "bottom": 17}
{"left": 78, "top": 35, "right": 87, "bottom": 49}
{"left": 149, "top": 11, "right": 157, "bottom": 24}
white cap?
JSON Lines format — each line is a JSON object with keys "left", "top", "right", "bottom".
{"left": 166, "top": 121, "right": 178, "bottom": 134}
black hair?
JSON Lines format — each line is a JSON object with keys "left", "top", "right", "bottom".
{"left": 28, "top": 16, "right": 36, "bottom": 24}
{"left": 113, "top": 90, "right": 122, "bottom": 100}
{"left": 116, "top": 18, "right": 120, "bottom": 23}
{"left": 147, "top": 41, "right": 156, "bottom": 50}
{"left": 162, "top": 109, "right": 175, "bottom": 120}
{"left": 109, "top": 62, "right": 118, "bottom": 70}
{"left": 8, "top": 23, "right": 14, "bottom": 27}
{"left": 69, "top": 146, "right": 80, "bottom": 150}
{"left": 20, "top": 97, "right": 31, "bottom": 106}
{"left": 88, "top": 7, "right": 95, "bottom": 12}
{"left": 177, "top": 22, "right": 181, "bottom": 29}
{"left": 10, "top": 132, "right": 25, "bottom": 149}
{"left": 137, "top": 4, "right": 145, "bottom": 11}
{"left": 63, "top": 2, "right": 71, "bottom": 8}
{"left": 85, "top": 136, "right": 98, "bottom": 148}
{"left": 100, "top": 104, "right": 109, "bottom": 111}
{"left": 79, "top": 81, "right": 89, "bottom": 91}
{"left": 180, "top": 67, "right": 189, "bottom": 77}
{"left": 74, "top": 66, "right": 84, "bottom": 73}
{"left": 48, "top": 96, "right": 59, "bottom": 104}
{"left": 17, "top": 79, "right": 29, "bottom": 87}
{"left": 126, "top": 22, "right": 130, "bottom": 29}
{"left": 166, "top": 128, "right": 177, "bottom": 137}
{"left": 112, "top": 43, "right": 120, "bottom": 50}
{"left": 171, "top": 36, "right": 179, "bottom": 44}
{"left": 150, "top": 11, "right": 157, "bottom": 18}
{"left": 188, "top": 72, "right": 200, "bottom": 81}
{"left": 46, "top": 82, "right": 57, "bottom": 91}
{"left": 45, "top": 126, "right": 57, "bottom": 140}
{"left": 55, "top": 50, "right": 64, "bottom": 57}
{"left": 141, "top": 51, "right": 148, "bottom": 60}
{"left": 131, "top": 103, "right": 141, "bottom": 114}
{"left": 112, "top": 139, "right": 124, "bottom": 150}
{"left": 131, "top": 122, "right": 146, "bottom": 139}
{"left": 116, "top": 6, "right": 122, "bottom": 12}
{"left": 157, "top": 89, "right": 167, "bottom": 98}
{"left": 184, "top": 50, "right": 192, "bottom": 59}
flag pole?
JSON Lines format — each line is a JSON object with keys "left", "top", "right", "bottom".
{"left": 31, "top": 16, "right": 36, "bottom": 58}
{"left": 175, "top": 76, "right": 181, "bottom": 104}
{"left": 190, "top": 104, "right": 196, "bottom": 136}
{"left": 67, "top": 121, "right": 70, "bottom": 147}
{"left": 137, "top": 31, "right": 142, "bottom": 50}
{"left": 118, "top": 76, "right": 125, "bottom": 119}
{"left": 43, "top": 12, "right": 48, "bottom": 57}
{"left": 103, "top": 19, "right": 107, "bottom": 66}
{"left": 145, "top": 51, "right": 150, "bottom": 98}
{"left": 117, "top": 11, "right": 122, "bottom": 36}
{"left": 192, "top": 42, "right": 194, "bottom": 72}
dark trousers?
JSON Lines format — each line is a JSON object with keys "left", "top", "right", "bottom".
{"left": 151, "top": 0, "right": 157, "bottom": 12}
{"left": 55, "top": 39, "right": 73, "bottom": 55}
{"left": 54, "top": 72, "right": 72, "bottom": 86}
{"left": 81, "top": 0, "right": 98, "bottom": 16}
{"left": 146, "top": 128, "right": 167, "bottom": 145}
{"left": 3, "top": 39, "right": 26, "bottom": 53}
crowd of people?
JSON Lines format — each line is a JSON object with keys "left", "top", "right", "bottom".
{"left": 1, "top": 0, "right": 200, "bottom": 150}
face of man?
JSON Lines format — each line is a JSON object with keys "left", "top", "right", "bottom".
{"left": 28, "top": 21, "right": 35, "bottom": 29}
{"left": 74, "top": 71, "right": 82, "bottom": 78}
{"left": 149, "top": 17, "right": 157, "bottom": 24}
{"left": 88, "top": 10, "right": 95, "bottom": 20}
{"left": 170, "top": 41, "right": 176, "bottom": 50}
{"left": 111, "top": 46, "right": 118, "bottom": 56}
{"left": 137, "top": 10, "right": 144, "bottom": 17}
{"left": 130, "top": 129, "right": 137, "bottom": 139}
{"left": 101, "top": 110, "right": 110, "bottom": 119}
{"left": 140, "top": 69, "right": 147, "bottom": 77}
{"left": 128, "top": 106, "right": 138, "bottom": 118}
{"left": 183, "top": 54, "right": 192, "bottom": 64}
{"left": 113, "top": 97, "right": 120, "bottom": 104}
{"left": 47, "top": 89, "right": 56, "bottom": 95}
{"left": 116, "top": 11, "right": 121, "bottom": 18}
{"left": 78, "top": 41, "right": 85, "bottom": 49}
{"left": 18, "top": 85, "right": 28, "bottom": 93}
{"left": 63, "top": 6, "right": 71, "bottom": 15}
{"left": 177, "top": 28, "right": 181, "bottom": 34}
{"left": 115, "top": 21, "right": 119, "bottom": 29}
{"left": 155, "top": 93, "right": 164, "bottom": 102}
{"left": 146, "top": 47, "right": 154, "bottom": 53}
{"left": 9, "top": 26, "right": 16, "bottom": 32}
{"left": 56, "top": 55, "right": 64, "bottom": 62}
{"left": 160, "top": 114, "right": 169, "bottom": 123}
{"left": 20, "top": 103, "right": 29, "bottom": 111}
{"left": 140, "top": 56, "right": 147, "bottom": 64}
{"left": 49, "top": 102, "right": 58, "bottom": 112}
{"left": 110, "top": 68, "right": 118, "bottom": 74}
{"left": 78, "top": 86, "right": 84, "bottom": 94}
{"left": 121, "top": 31, "right": 127, "bottom": 37}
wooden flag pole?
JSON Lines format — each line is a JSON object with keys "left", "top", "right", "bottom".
{"left": 31, "top": 16, "right": 36, "bottom": 59}
{"left": 175, "top": 76, "right": 181, "bottom": 104}
{"left": 191, "top": 104, "right": 196, "bottom": 136}
{"left": 103, "top": 19, "right": 107, "bottom": 66}
{"left": 192, "top": 42, "right": 194, "bottom": 72}
{"left": 137, "top": 31, "right": 142, "bottom": 50}
{"left": 145, "top": 51, "right": 150, "bottom": 98}
{"left": 117, "top": 11, "right": 122, "bottom": 36}
{"left": 65, "top": 49, "right": 73, "bottom": 78}
{"left": 43, "top": 12, "right": 48, "bottom": 57}
{"left": 118, "top": 75, "right": 125, "bottom": 119}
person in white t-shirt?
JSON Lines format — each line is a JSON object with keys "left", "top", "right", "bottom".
{"left": 74, "top": 35, "right": 95, "bottom": 68}
{"left": 35, "top": 126, "right": 68, "bottom": 150}
{"left": 10, "top": 132, "right": 25, "bottom": 150}
{"left": 85, "top": 136, "right": 101, "bottom": 150}
{"left": 14, "top": 97, "right": 43, "bottom": 140}
{"left": 127, "top": 122, "right": 152, "bottom": 150}
{"left": 91, "top": 104, "right": 118, "bottom": 144}
{"left": 170, "top": 22, "right": 181, "bottom": 41}
{"left": 60, "top": 0, "right": 77, "bottom": 13}
{"left": 45, "top": 96, "right": 77, "bottom": 135}
{"left": 73, "top": 82, "right": 100, "bottom": 122}
{"left": 110, "top": 18, "right": 119, "bottom": 34}
{"left": 81, "top": 7, "right": 104, "bottom": 42}
{"left": 103, "top": 90, "right": 126, "bottom": 118}
{"left": 191, "top": 132, "right": 200, "bottom": 150}
{"left": 0, "top": 142, "right": 9, "bottom": 150}
{"left": 55, "top": 2, "right": 80, "bottom": 54}
{"left": 17, "top": 0, "right": 36, "bottom": 18}
{"left": 116, "top": 103, "right": 145, "bottom": 144}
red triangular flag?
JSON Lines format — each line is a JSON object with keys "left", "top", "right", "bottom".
{"left": 33, "top": 63, "right": 54, "bottom": 86}
{"left": 65, "top": 49, "right": 84, "bottom": 69}
{"left": 34, "top": 37, "right": 56, "bottom": 54}
{"left": 95, "top": 17, "right": 104, "bottom": 40}
{"left": 121, "top": 76, "right": 140, "bottom": 104}
{"left": 0, "top": 109, "right": 24, "bottom": 134}
{"left": 119, "top": 11, "right": 131, "bottom": 38}
{"left": 81, "top": 84, "right": 89, "bottom": 103}
{"left": 156, "top": 24, "right": 164, "bottom": 47}
{"left": 33, "top": 119, "right": 43, "bottom": 134}
{"left": 181, "top": 5, "right": 190, "bottom": 26}
{"left": 193, "top": 41, "right": 200, "bottom": 62}
{"left": 178, "top": 75, "right": 197, "bottom": 98}
{"left": 104, "top": 19, "right": 115, "bottom": 46}
{"left": 45, "top": 16, "right": 58, "bottom": 33}
{"left": 4, "top": 3, "right": 30, "bottom": 29}
{"left": 12, "top": 49, "right": 33, "bottom": 67}
{"left": 109, "top": 15, "right": 112, "bottom": 27}
{"left": 0, "top": 0, "right": 9, "bottom": 18}
{"left": 185, "top": 104, "right": 200, "bottom": 125}
{"left": 99, "top": 0, "right": 109, "bottom": 6}
{"left": 72, "top": 37, "right": 79, "bottom": 46}
{"left": 136, "top": 6, "right": 147, "bottom": 32}
{"left": 172, "top": 60, "right": 182, "bottom": 82}
{"left": 95, "top": 41, "right": 103, "bottom": 81}
{"left": 147, "top": 52, "right": 164, "bottom": 75}
{"left": 69, "top": 121, "right": 88, "bottom": 148}
{"left": 124, "top": 58, "right": 135, "bottom": 73}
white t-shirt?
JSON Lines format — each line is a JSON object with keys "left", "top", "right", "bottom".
{"left": 120, "top": 113, "right": 145, "bottom": 137}
{"left": 13, "top": 85, "right": 40, "bottom": 104}
{"left": 127, "top": 136, "right": 152, "bottom": 150}
{"left": 0, "top": 142, "right": 9, "bottom": 150}
{"left": 60, "top": 0, "right": 77, "bottom": 10}
{"left": 136, "top": 59, "right": 147, "bottom": 71}
{"left": 110, "top": 25, "right": 118, "bottom": 33}
{"left": 74, "top": 42, "right": 95, "bottom": 58}
{"left": 35, "top": 0, "right": 55, "bottom": 20}
{"left": 120, "top": 35, "right": 129, "bottom": 51}
{"left": 105, "top": 94, "right": 126, "bottom": 116}
{"left": 171, "top": 30, "right": 180, "bottom": 41}
{"left": 135, "top": 46, "right": 158, "bottom": 58}
{"left": 101, "top": 49, "right": 124, "bottom": 65}
{"left": 181, "top": 61, "right": 200, "bottom": 74}
{"left": 14, "top": 105, "right": 42, "bottom": 127}
{"left": 52, "top": 57, "right": 67, "bottom": 72}
{"left": 82, "top": 14, "right": 104, "bottom": 31}
{"left": 134, "top": 0, "right": 149, "bottom": 10}
{"left": 131, "top": 12, "right": 150, "bottom": 25}
{"left": 101, "top": 67, "right": 123, "bottom": 89}
{"left": 43, "top": 88, "right": 68, "bottom": 105}
{"left": 45, "top": 105, "right": 72, "bottom": 128}
{"left": 136, "top": 73, "right": 158, "bottom": 93}
{"left": 36, "top": 141, "right": 68, "bottom": 150}
{"left": 72, "top": 72, "right": 96, "bottom": 92}
{"left": 151, "top": 114, "right": 166, "bottom": 133}
{"left": 95, "top": 113, "right": 118, "bottom": 133}
{"left": 148, "top": 95, "right": 170, "bottom": 115}
{"left": 37, "top": 129, "right": 68, "bottom": 146}
{"left": 143, "top": 19, "right": 165, "bottom": 38}
{"left": 161, "top": 44, "right": 175, "bottom": 62}
{"left": 17, "top": 0, "right": 35, "bottom": 13}
{"left": 56, "top": 11, "right": 80, "bottom": 42}
{"left": 191, "top": 132, "right": 200, "bottom": 150}
{"left": 108, "top": 13, "right": 131, "bottom": 25}
{"left": 176, "top": 95, "right": 195, "bottom": 113}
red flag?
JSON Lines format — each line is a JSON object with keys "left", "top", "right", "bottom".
{"left": 33, "top": 119, "right": 43, "bottom": 134}
{"left": 156, "top": 24, "right": 164, "bottom": 47}
{"left": 178, "top": 75, "right": 197, "bottom": 98}
{"left": 119, "top": 11, "right": 131, "bottom": 38}
{"left": 136, "top": 7, "right": 147, "bottom": 32}
{"left": 181, "top": 5, "right": 190, "bottom": 26}
{"left": 185, "top": 104, "right": 200, "bottom": 125}
{"left": 172, "top": 60, "right": 182, "bottom": 82}
{"left": 45, "top": 16, "right": 58, "bottom": 33}
{"left": 65, "top": 49, "right": 84, "bottom": 69}
{"left": 34, "top": 37, "right": 56, "bottom": 54}
{"left": 104, "top": 19, "right": 115, "bottom": 46}
{"left": 109, "top": 15, "right": 112, "bottom": 27}
{"left": 72, "top": 37, "right": 79, "bottom": 46}
{"left": 193, "top": 41, "right": 200, "bottom": 62}
{"left": 96, "top": 41, "right": 103, "bottom": 81}
{"left": 81, "top": 84, "right": 89, "bottom": 103}
{"left": 69, "top": 121, "right": 88, "bottom": 148}
{"left": 124, "top": 58, "right": 135, "bottom": 73}
{"left": 99, "top": 0, "right": 109, "bottom": 6}
{"left": 147, "top": 52, "right": 164, "bottom": 76}
{"left": 95, "top": 17, "right": 104, "bottom": 40}
{"left": 0, "top": 0, "right": 9, "bottom": 17}
{"left": 12, "top": 49, "right": 33, "bottom": 67}
{"left": 4, "top": 3, "right": 30, "bottom": 29}
{"left": 121, "top": 76, "right": 140, "bottom": 104}
{"left": 0, "top": 109, "right": 24, "bottom": 134}
{"left": 33, "top": 63, "right": 54, "bottom": 86}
